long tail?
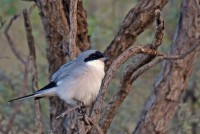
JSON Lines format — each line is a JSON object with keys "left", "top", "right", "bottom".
{"left": 8, "top": 93, "right": 38, "bottom": 103}
{"left": 8, "top": 82, "right": 57, "bottom": 103}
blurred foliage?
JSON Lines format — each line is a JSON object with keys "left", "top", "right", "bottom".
{"left": 0, "top": 0, "right": 200, "bottom": 133}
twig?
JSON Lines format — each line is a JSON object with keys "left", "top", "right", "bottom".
{"left": 5, "top": 61, "right": 30, "bottom": 134}
{"left": 91, "top": 46, "right": 162, "bottom": 121}
{"left": 4, "top": 4, "right": 35, "bottom": 65}
{"left": 23, "top": 8, "right": 43, "bottom": 134}
{"left": 4, "top": 14, "right": 26, "bottom": 65}
{"left": 84, "top": 115, "right": 104, "bottom": 134}
{"left": 5, "top": 4, "right": 36, "bottom": 133}
{"left": 99, "top": 10, "right": 165, "bottom": 132}
{"left": 56, "top": 104, "right": 81, "bottom": 119}
{"left": 27, "top": 3, "right": 36, "bottom": 14}
{"left": 130, "top": 44, "right": 199, "bottom": 82}
{"left": 69, "top": 0, "right": 78, "bottom": 60}
{"left": 0, "top": 16, "right": 6, "bottom": 31}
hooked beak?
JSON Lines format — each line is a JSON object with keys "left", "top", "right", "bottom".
{"left": 103, "top": 56, "right": 109, "bottom": 62}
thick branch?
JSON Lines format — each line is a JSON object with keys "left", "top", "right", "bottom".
{"left": 91, "top": 46, "right": 162, "bottom": 122}
{"left": 134, "top": 0, "right": 200, "bottom": 133}
{"left": 36, "top": 0, "right": 91, "bottom": 133}
{"left": 99, "top": 10, "right": 164, "bottom": 132}
{"left": 62, "top": 0, "right": 91, "bottom": 53}
{"left": 104, "top": 0, "right": 168, "bottom": 67}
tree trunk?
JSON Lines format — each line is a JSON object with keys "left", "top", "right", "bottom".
{"left": 35, "top": 0, "right": 90, "bottom": 133}
{"left": 134, "top": 0, "right": 200, "bottom": 133}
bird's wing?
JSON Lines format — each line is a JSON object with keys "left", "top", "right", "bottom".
{"left": 50, "top": 61, "right": 84, "bottom": 82}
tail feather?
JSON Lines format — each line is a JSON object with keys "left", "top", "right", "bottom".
{"left": 8, "top": 93, "right": 36, "bottom": 103}
{"left": 8, "top": 83, "right": 57, "bottom": 103}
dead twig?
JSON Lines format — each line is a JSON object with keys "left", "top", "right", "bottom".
{"left": 23, "top": 8, "right": 43, "bottom": 134}
{"left": 130, "top": 44, "right": 200, "bottom": 82}
{"left": 4, "top": 9, "right": 35, "bottom": 133}
{"left": 84, "top": 115, "right": 104, "bottom": 134}
{"left": 4, "top": 14, "right": 26, "bottom": 65}
{"left": 5, "top": 61, "right": 29, "bottom": 134}
{"left": 0, "top": 16, "right": 6, "bottom": 31}
{"left": 69, "top": 0, "right": 78, "bottom": 60}
{"left": 4, "top": 5, "right": 37, "bottom": 133}
{"left": 4, "top": 4, "right": 36, "bottom": 65}
{"left": 56, "top": 104, "right": 81, "bottom": 119}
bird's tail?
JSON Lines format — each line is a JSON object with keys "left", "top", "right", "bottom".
{"left": 8, "top": 87, "right": 57, "bottom": 103}
{"left": 8, "top": 93, "right": 37, "bottom": 103}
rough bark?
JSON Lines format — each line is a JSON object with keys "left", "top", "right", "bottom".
{"left": 104, "top": 0, "right": 168, "bottom": 67}
{"left": 35, "top": 0, "right": 90, "bottom": 133}
{"left": 36, "top": 1, "right": 68, "bottom": 133}
{"left": 134, "top": 0, "right": 200, "bottom": 133}
{"left": 62, "top": 0, "right": 90, "bottom": 53}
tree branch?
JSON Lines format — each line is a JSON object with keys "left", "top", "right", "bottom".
{"left": 99, "top": 10, "right": 164, "bottom": 132}
{"left": 0, "top": 16, "right": 6, "bottom": 31}
{"left": 104, "top": 0, "right": 168, "bottom": 68}
{"left": 69, "top": 0, "right": 78, "bottom": 60}
{"left": 23, "top": 8, "right": 43, "bottom": 134}
{"left": 5, "top": 61, "right": 29, "bottom": 134}
{"left": 91, "top": 46, "right": 163, "bottom": 122}
{"left": 134, "top": 0, "right": 200, "bottom": 132}
{"left": 4, "top": 14, "right": 26, "bottom": 65}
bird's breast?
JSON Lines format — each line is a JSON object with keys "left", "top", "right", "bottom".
{"left": 57, "top": 61, "right": 105, "bottom": 106}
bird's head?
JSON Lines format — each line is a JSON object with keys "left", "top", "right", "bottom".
{"left": 77, "top": 50, "right": 109, "bottom": 70}
{"left": 77, "top": 50, "right": 109, "bottom": 63}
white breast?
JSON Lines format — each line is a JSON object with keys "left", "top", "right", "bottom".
{"left": 56, "top": 60, "right": 105, "bottom": 106}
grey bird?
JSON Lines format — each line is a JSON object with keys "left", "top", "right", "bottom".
{"left": 8, "top": 50, "right": 109, "bottom": 106}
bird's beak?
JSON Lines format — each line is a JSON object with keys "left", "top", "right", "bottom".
{"left": 103, "top": 56, "right": 109, "bottom": 62}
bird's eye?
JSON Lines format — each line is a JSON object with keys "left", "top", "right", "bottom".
{"left": 92, "top": 55, "right": 97, "bottom": 58}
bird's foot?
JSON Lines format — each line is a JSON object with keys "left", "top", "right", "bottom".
{"left": 56, "top": 102, "right": 86, "bottom": 119}
{"left": 77, "top": 102, "right": 86, "bottom": 115}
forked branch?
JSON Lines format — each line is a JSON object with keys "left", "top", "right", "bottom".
{"left": 99, "top": 9, "right": 164, "bottom": 132}
{"left": 91, "top": 46, "right": 163, "bottom": 122}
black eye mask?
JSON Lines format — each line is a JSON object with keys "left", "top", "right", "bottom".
{"left": 84, "top": 51, "right": 104, "bottom": 62}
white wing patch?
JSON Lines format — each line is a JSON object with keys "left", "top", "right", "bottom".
{"left": 56, "top": 81, "right": 62, "bottom": 86}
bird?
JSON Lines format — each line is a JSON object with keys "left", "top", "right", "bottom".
{"left": 8, "top": 50, "right": 109, "bottom": 106}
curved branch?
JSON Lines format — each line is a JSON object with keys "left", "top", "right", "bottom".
{"left": 99, "top": 10, "right": 164, "bottom": 132}
{"left": 104, "top": 0, "right": 168, "bottom": 68}
{"left": 91, "top": 46, "right": 162, "bottom": 121}
{"left": 4, "top": 14, "right": 26, "bottom": 65}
